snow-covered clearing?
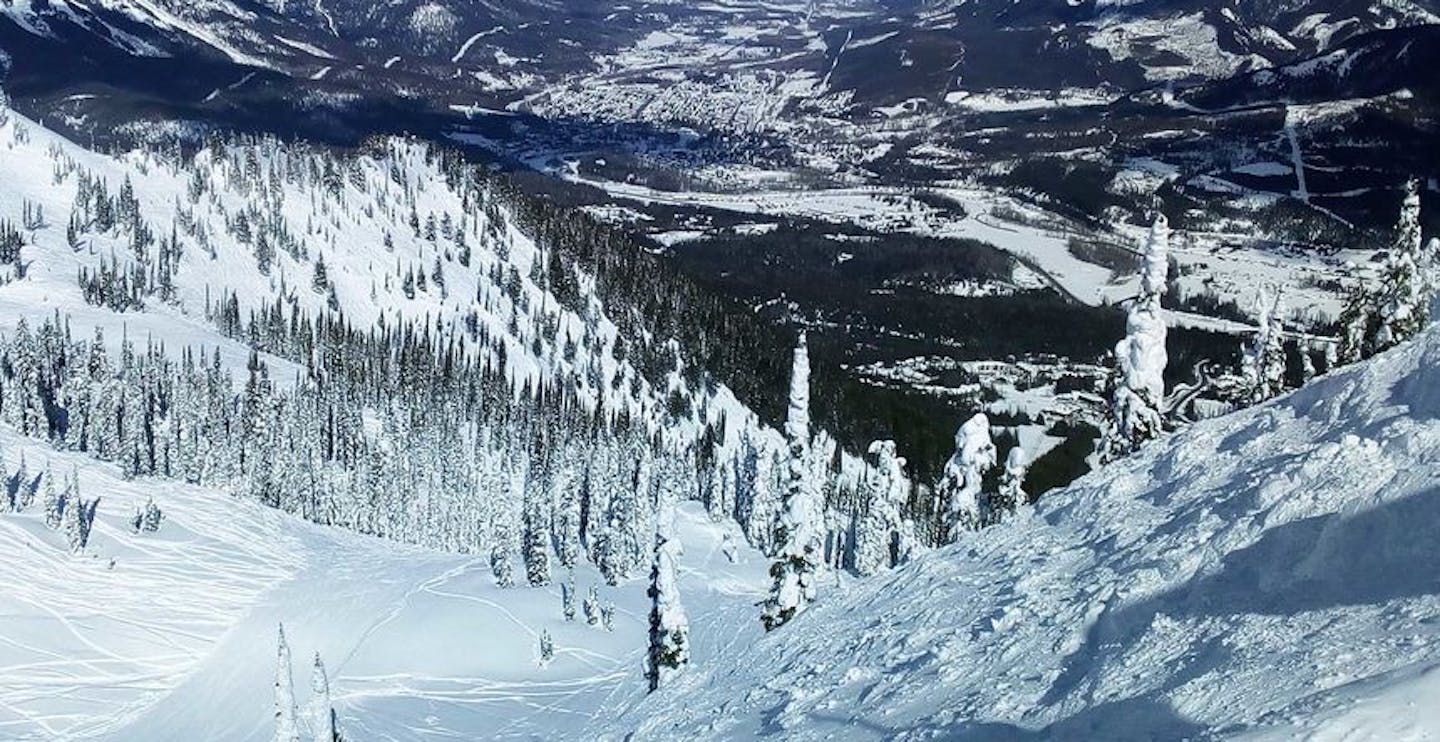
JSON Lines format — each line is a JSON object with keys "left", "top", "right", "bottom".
{"left": 452, "top": 26, "right": 504, "bottom": 64}
{"left": 563, "top": 170, "right": 1355, "bottom": 323}
{"left": 1284, "top": 106, "right": 1310, "bottom": 203}
{"left": 575, "top": 179, "right": 1131, "bottom": 305}
{"left": 273, "top": 35, "right": 336, "bottom": 60}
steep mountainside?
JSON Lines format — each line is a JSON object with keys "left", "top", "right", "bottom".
{"left": 603, "top": 325, "right": 1440, "bottom": 739}
{"left": 0, "top": 97, "right": 755, "bottom": 445}
{"left": 0, "top": 90, "right": 854, "bottom": 587}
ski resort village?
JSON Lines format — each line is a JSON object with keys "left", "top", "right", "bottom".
{"left": 1, "top": 0, "right": 1440, "bottom": 739}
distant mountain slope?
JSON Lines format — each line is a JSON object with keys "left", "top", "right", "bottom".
{"left": 1171, "top": 23, "right": 1440, "bottom": 111}
{"left": 603, "top": 325, "right": 1440, "bottom": 739}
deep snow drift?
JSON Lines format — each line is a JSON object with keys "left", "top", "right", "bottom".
{"left": 605, "top": 327, "right": 1440, "bottom": 740}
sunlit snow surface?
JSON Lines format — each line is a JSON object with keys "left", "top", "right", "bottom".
{"left": 9, "top": 321, "right": 1434, "bottom": 740}
{"left": 603, "top": 328, "right": 1440, "bottom": 740}
{"left": 0, "top": 101, "right": 781, "bottom": 741}
{"left": 0, "top": 432, "right": 768, "bottom": 740}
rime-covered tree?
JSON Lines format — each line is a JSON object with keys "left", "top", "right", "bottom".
{"left": 1429, "top": 237, "right": 1440, "bottom": 317}
{"left": 308, "top": 653, "right": 341, "bottom": 742}
{"left": 64, "top": 492, "right": 99, "bottom": 553}
{"left": 18, "top": 460, "right": 41, "bottom": 512}
{"left": 490, "top": 513, "right": 517, "bottom": 588}
{"left": 854, "top": 440, "right": 908, "bottom": 576}
{"left": 273, "top": 625, "right": 301, "bottom": 742}
{"left": 993, "top": 445, "right": 1028, "bottom": 521}
{"left": 6, "top": 453, "right": 28, "bottom": 513}
{"left": 1340, "top": 180, "right": 1432, "bottom": 363}
{"left": 1242, "top": 285, "right": 1287, "bottom": 403}
{"left": 737, "top": 431, "right": 779, "bottom": 554}
{"left": 936, "top": 413, "right": 996, "bottom": 540}
{"left": 43, "top": 466, "right": 65, "bottom": 529}
{"left": 311, "top": 255, "right": 330, "bottom": 294}
{"left": 538, "top": 629, "right": 555, "bottom": 666}
{"left": 1099, "top": 214, "right": 1170, "bottom": 462}
{"left": 645, "top": 522, "right": 690, "bottom": 692}
{"left": 1374, "top": 179, "right": 1429, "bottom": 352}
{"left": 554, "top": 459, "right": 583, "bottom": 570}
{"left": 130, "top": 496, "right": 164, "bottom": 534}
{"left": 561, "top": 570, "right": 577, "bottom": 621}
{"left": 1337, "top": 279, "right": 1373, "bottom": 365}
{"left": 761, "top": 333, "right": 821, "bottom": 632}
{"left": 521, "top": 483, "right": 552, "bottom": 587}
{"left": 583, "top": 584, "right": 602, "bottom": 626}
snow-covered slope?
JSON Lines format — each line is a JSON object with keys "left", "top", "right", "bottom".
{"left": 0, "top": 430, "right": 769, "bottom": 740}
{"left": 604, "top": 327, "right": 1440, "bottom": 739}
{"left": 0, "top": 96, "right": 759, "bottom": 451}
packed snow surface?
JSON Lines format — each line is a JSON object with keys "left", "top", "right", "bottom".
{"left": 604, "top": 327, "right": 1440, "bottom": 740}
{"left": 0, "top": 432, "right": 769, "bottom": 740}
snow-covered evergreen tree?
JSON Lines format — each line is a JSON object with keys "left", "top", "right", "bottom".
{"left": 562, "top": 570, "right": 577, "bottom": 622}
{"left": 273, "top": 625, "right": 301, "bottom": 742}
{"left": 583, "top": 584, "right": 602, "bottom": 626}
{"left": 19, "top": 459, "right": 41, "bottom": 511}
{"left": 600, "top": 600, "right": 616, "bottom": 632}
{"left": 12, "top": 452, "right": 29, "bottom": 513}
{"left": 554, "top": 463, "right": 582, "bottom": 570}
{"left": 1337, "top": 279, "right": 1373, "bottom": 365}
{"left": 521, "top": 487, "right": 551, "bottom": 587}
{"left": 490, "top": 518, "right": 516, "bottom": 588}
{"left": 131, "top": 496, "right": 165, "bottom": 534}
{"left": 43, "top": 467, "right": 66, "bottom": 529}
{"left": 1099, "top": 214, "right": 1170, "bottom": 462}
{"left": 308, "top": 653, "right": 341, "bottom": 742}
{"left": 63, "top": 493, "right": 98, "bottom": 553}
{"left": 761, "top": 333, "right": 822, "bottom": 632}
{"left": 538, "top": 629, "right": 555, "bottom": 667}
{"left": 1339, "top": 180, "right": 1432, "bottom": 363}
{"left": 1242, "top": 285, "right": 1287, "bottom": 403}
{"left": 1428, "top": 237, "right": 1440, "bottom": 317}
{"left": 1373, "top": 179, "right": 1429, "bottom": 353}
{"left": 645, "top": 523, "right": 690, "bottom": 692}
{"left": 992, "top": 445, "right": 1028, "bottom": 521}
{"left": 738, "top": 432, "right": 779, "bottom": 554}
{"left": 936, "top": 413, "right": 996, "bottom": 540}
{"left": 854, "top": 440, "right": 908, "bottom": 576}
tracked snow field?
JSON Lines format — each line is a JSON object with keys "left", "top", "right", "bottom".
{"left": 0, "top": 432, "right": 768, "bottom": 740}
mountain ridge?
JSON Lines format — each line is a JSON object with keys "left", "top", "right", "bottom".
{"left": 602, "top": 323, "right": 1440, "bottom": 739}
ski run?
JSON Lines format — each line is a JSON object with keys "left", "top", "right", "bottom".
{"left": 3, "top": 76, "right": 1440, "bottom": 740}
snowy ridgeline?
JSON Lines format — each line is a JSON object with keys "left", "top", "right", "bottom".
{"left": 0, "top": 99, "right": 888, "bottom": 577}
{"left": 0, "top": 98, "right": 716, "bottom": 427}
{"left": 0, "top": 429, "right": 770, "bottom": 740}
{"left": 609, "top": 325, "right": 1440, "bottom": 740}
